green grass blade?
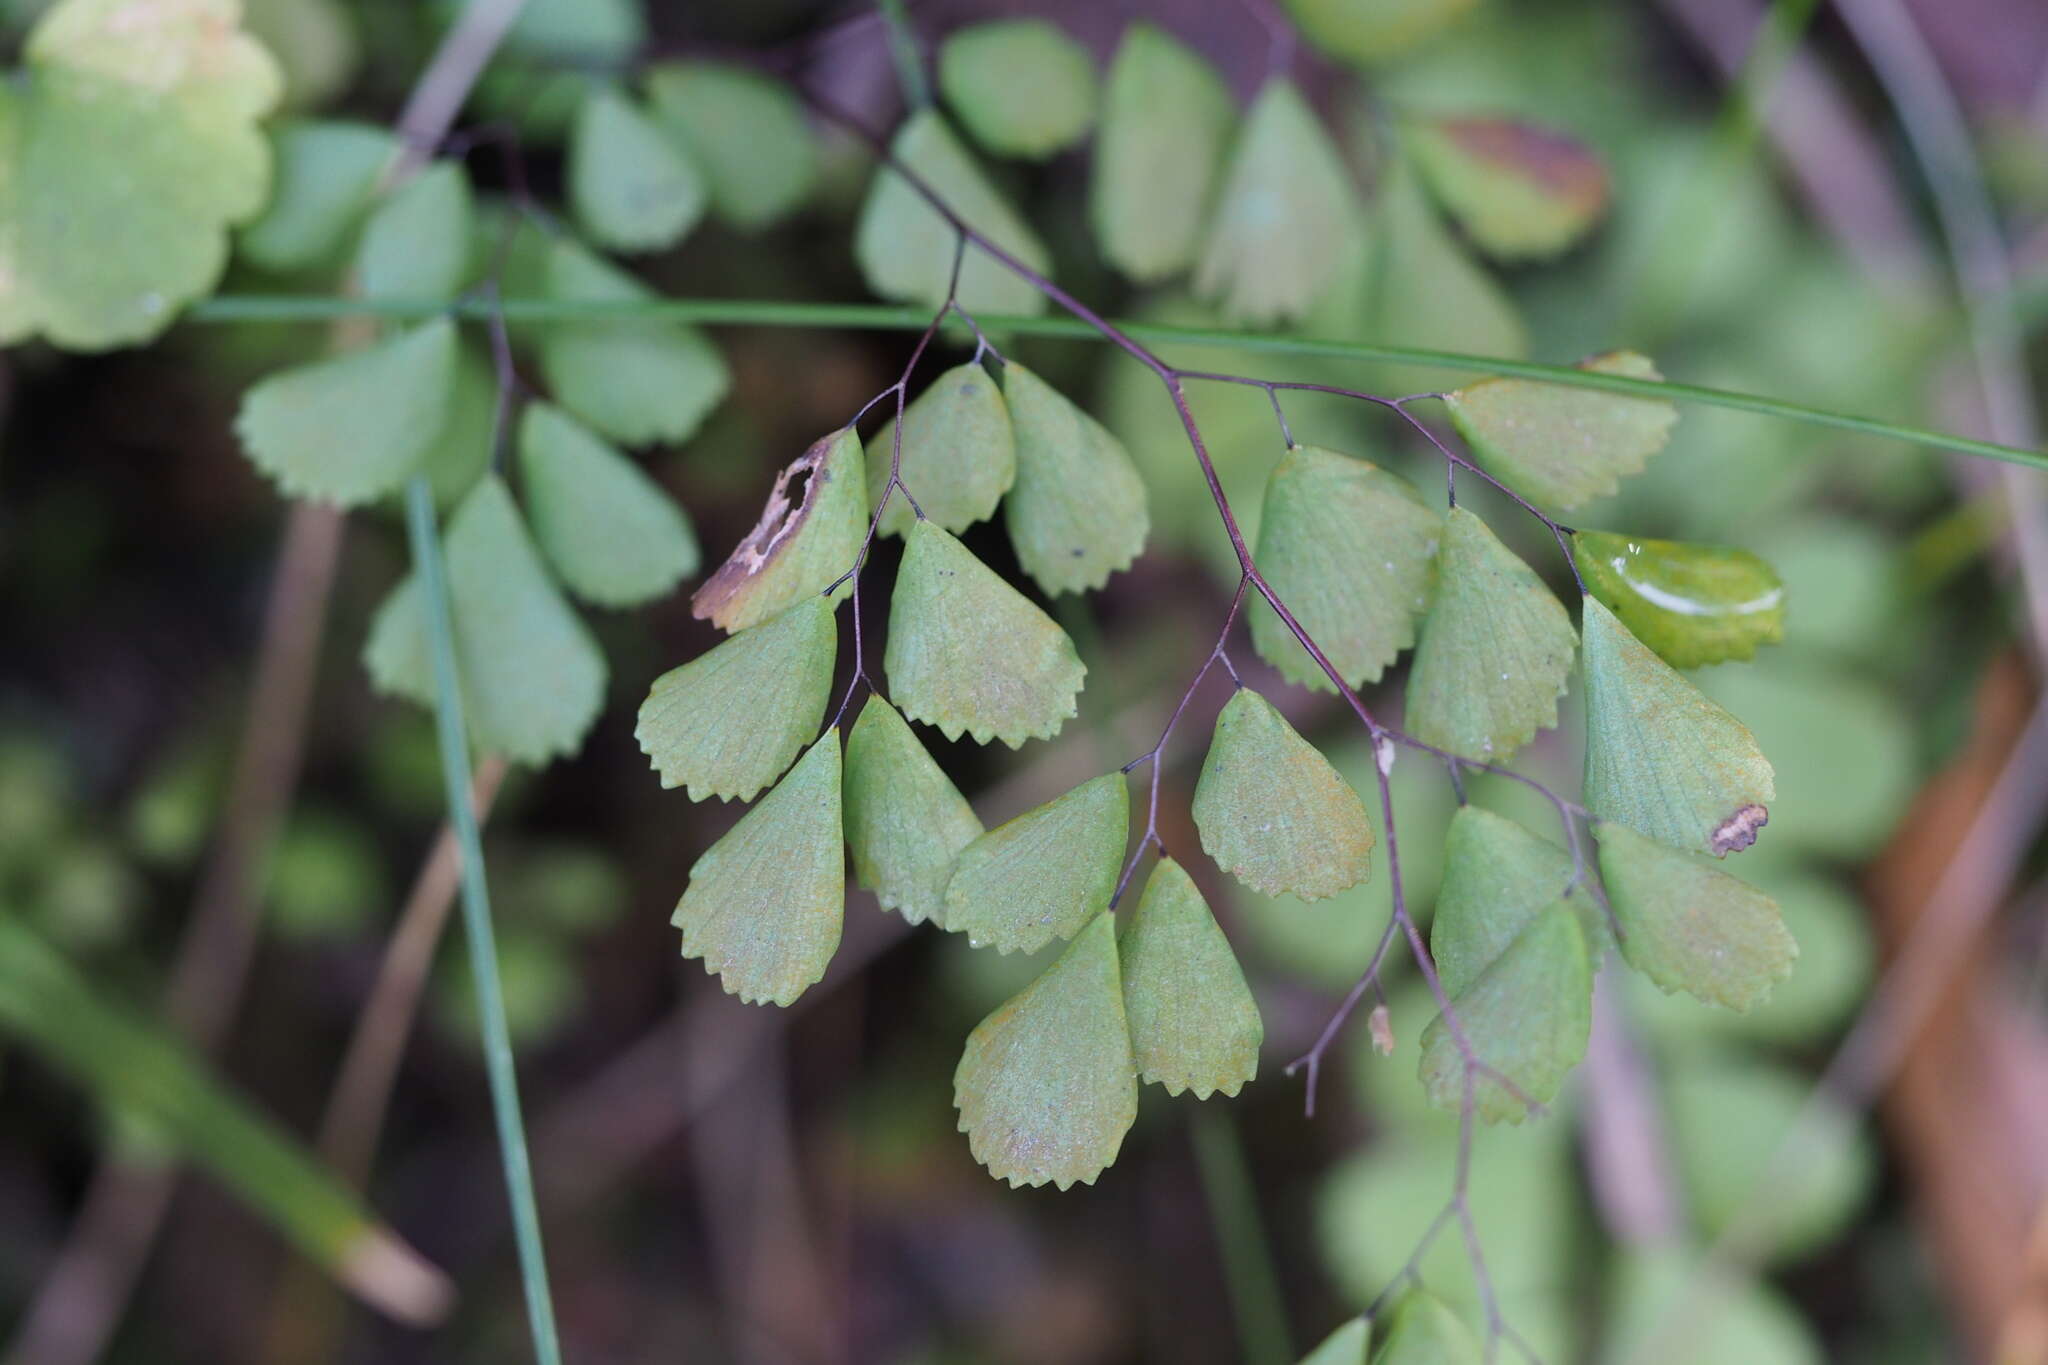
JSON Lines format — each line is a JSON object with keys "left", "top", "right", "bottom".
{"left": 184, "top": 296, "right": 2046, "bottom": 471}
{"left": 402, "top": 475, "right": 563, "bottom": 1365}
{"left": 0, "top": 917, "right": 450, "bottom": 1324}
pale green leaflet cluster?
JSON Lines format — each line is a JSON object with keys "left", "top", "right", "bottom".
{"left": 191, "top": 0, "right": 1803, "bottom": 1244}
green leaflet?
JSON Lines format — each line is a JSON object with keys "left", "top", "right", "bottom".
{"left": 672, "top": 734, "right": 844, "bottom": 1007}
{"left": 1431, "top": 805, "right": 1599, "bottom": 998}
{"left": 643, "top": 62, "right": 816, "bottom": 231}
{"left": 854, "top": 108, "right": 1051, "bottom": 317}
{"left": 1371, "top": 1291, "right": 1482, "bottom": 1365}
{"left": 692, "top": 427, "right": 866, "bottom": 633}
{"left": 938, "top": 19, "right": 1097, "bottom": 160}
{"left": 1192, "top": 689, "right": 1373, "bottom": 901}
{"left": 355, "top": 160, "right": 473, "bottom": 302}
{"left": 568, "top": 84, "right": 705, "bottom": 253}
{"left": 518, "top": 401, "right": 699, "bottom": 608}
{"left": 884, "top": 521, "right": 1085, "bottom": 747}
{"left": 1001, "top": 361, "right": 1151, "bottom": 596}
{"left": 944, "top": 772, "right": 1127, "bottom": 955}
{"left": 244, "top": 0, "right": 358, "bottom": 112}
{"left": 1297, "top": 1318, "right": 1370, "bottom": 1365}
{"left": 1601, "top": 1249, "right": 1824, "bottom": 1365}
{"left": 953, "top": 912, "right": 1137, "bottom": 1189}
{"left": 842, "top": 696, "right": 982, "bottom": 928}
{"left": 0, "top": 0, "right": 281, "bottom": 349}
{"left": 1282, "top": 0, "right": 1480, "bottom": 64}
{"left": 1404, "top": 116, "right": 1609, "bottom": 262}
{"left": 1596, "top": 821, "right": 1796, "bottom": 1012}
{"left": 867, "top": 362, "right": 1016, "bottom": 537}
{"left": 239, "top": 120, "right": 394, "bottom": 272}
{"left": 415, "top": 338, "right": 496, "bottom": 507}
{"left": 1359, "top": 157, "right": 1528, "bottom": 395}
{"left": 1446, "top": 352, "right": 1677, "bottom": 511}
{"left": 1250, "top": 444, "right": 1441, "bottom": 691}
{"left": 1089, "top": 23, "right": 1234, "bottom": 284}
{"left": 364, "top": 476, "right": 606, "bottom": 766}
{"left": 1418, "top": 908, "right": 1591, "bottom": 1123}
{"left": 235, "top": 317, "right": 456, "bottom": 507}
{"left": 635, "top": 596, "right": 836, "bottom": 802}
{"left": 1118, "top": 857, "right": 1262, "bottom": 1099}
{"left": 502, "top": 0, "right": 642, "bottom": 62}
{"left": 1580, "top": 594, "right": 1775, "bottom": 857}
{"left": 1573, "top": 531, "right": 1785, "bottom": 669}
{"left": 1630, "top": 870, "right": 1871, "bottom": 1049}
{"left": 1195, "top": 79, "right": 1361, "bottom": 326}
{"left": 1664, "top": 1054, "right": 1873, "bottom": 1266}
{"left": 537, "top": 237, "right": 730, "bottom": 445}
{"left": 1403, "top": 507, "right": 1576, "bottom": 762}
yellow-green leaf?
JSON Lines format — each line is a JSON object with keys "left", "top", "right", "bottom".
{"left": 363, "top": 476, "right": 606, "bottom": 766}
{"left": 1195, "top": 79, "right": 1361, "bottom": 326}
{"left": 0, "top": 0, "right": 281, "bottom": 348}
{"left": 1001, "top": 360, "right": 1150, "bottom": 596}
{"left": 1118, "top": 857, "right": 1261, "bottom": 1098}
{"left": 239, "top": 119, "right": 394, "bottom": 273}
{"left": 635, "top": 596, "right": 836, "bottom": 802}
{"left": 1371, "top": 1291, "right": 1481, "bottom": 1365}
{"left": 692, "top": 427, "right": 866, "bottom": 633}
{"left": 944, "top": 773, "right": 1127, "bottom": 954}
{"left": 938, "top": 19, "right": 1097, "bottom": 160}
{"left": 884, "top": 520, "right": 1085, "bottom": 747}
{"left": 537, "top": 237, "right": 730, "bottom": 445}
{"left": 1573, "top": 531, "right": 1785, "bottom": 670}
{"left": 953, "top": 912, "right": 1137, "bottom": 1189}
{"left": 1089, "top": 22, "right": 1234, "bottom": 284}
{"left": 569, "top": 84, "right": 705, "bottom": 253}
{"left": 236, "top": 317, "right": 456, "bottom": 507}
{"left": 1431, "top": 805, "right": 1597, "bottom": 997}
{"left": 1192, "top": 688, "right": 1373, "bottom": 901}
{"left": 843, "top": 695, "right": 981, "bottom": 928}
{"left": 672, "top": 734, "right": 844, "bottom": 1006}
{"left": 1446, "top": 353, "right": 1677, "bottom": 511}
{"left": 1418, "top": 907, "right": 1591, "bottom": 1123}
{"left": 1596, "top": 821, "right": 1796, "bottom": 1012}
{"left": 854, "top": 108, "right": 1050, "bottom": 317}
{"left": 1581, "top": 594, "right": 1775, "bottom": 857}
{"left": 867, "top": 362, "right": 1015, "bottom": 537}
{"left": 355, "top": 160, "right": 472, "bottom": 301}
{"left": 1663, "top": 1055, "right": 1872, "bottom": 1265}
{"left": 1404, "top": 507, "right": 1575, "bottom": 761}
{"left": 519, "top": 402, "right": 698, "bottom": 608}
{"left": 1250, "top": 444, "right": 1441, "bottom": 691}
{"left": 643, "top": 62, "right": 816, "bottom": 231}
{"left": 1404, "top": 116, "right": 1609, "bottom": 261}
{"left": 1602, "top": 1248, "right": 1826, "bottom": 1365}
{"left": 1298, "top": 1318, "right": 1370, "bottom": 1365}
{"left": 1283, "top": 0, "right": 1479, "bottom": 64}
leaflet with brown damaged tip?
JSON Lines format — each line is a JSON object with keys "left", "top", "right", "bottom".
{"left": 689, "top": 428, "right": 865, "bottom": 632}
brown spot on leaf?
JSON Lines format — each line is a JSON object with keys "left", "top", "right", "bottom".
{"left": 1439, "top": 116, "right": 1609, "bottom": 217}
{"left": 1710, "top": 803, "right": 1768, "bottom": 857}
{"left": 691, "top": 433, "right": 838, "bottom": 626}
